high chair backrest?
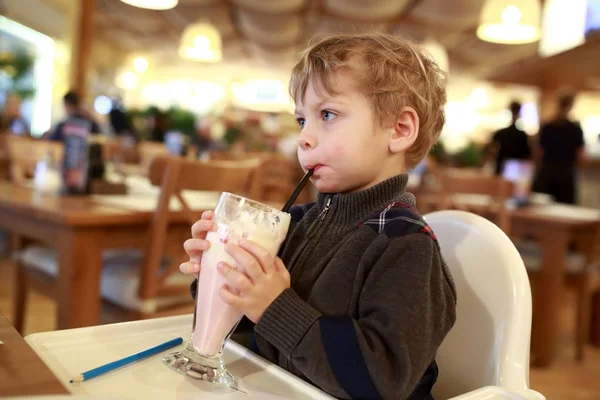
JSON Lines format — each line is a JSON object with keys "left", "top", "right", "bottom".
{"left": 138, "top": 156, "right": 264, "bottom": 301}
{"left": 5, "top": 136, "right": 63, "bottom": 183}
{"left": 436, "top": 168, "right": 514, "bottom": 233}
{"left": 424, "top": 210, "right": 532, "bottom": 399}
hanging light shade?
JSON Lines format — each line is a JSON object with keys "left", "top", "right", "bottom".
{"left": 421, "top": 38, "right": 449, "bottom": 74}
{"left": 120, "top": 0, "right": 178, "bottom": 10}
{"left": 179, "top": 22, "right": 222, "bottom": 63}
{"left": 477, "top": 0, "right": 541, "bottom": 44}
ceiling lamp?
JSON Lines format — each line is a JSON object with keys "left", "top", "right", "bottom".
{"left": 421, "top": 38, "right": 449, "bottom": 74}
{"left": 120, "top": 0, "right": 178, "bottom": 10}
{"left": 477, "top": 0, "right": 541, "bottom": 44}
{"left": 133, "top": 56, "right": 149, "bottom": 73}
{"left": 179, "top": 22, "right": 222, "bottom": 63}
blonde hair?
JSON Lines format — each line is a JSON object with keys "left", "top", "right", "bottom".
{"left": 290, "top": 33, "right": 447, "bottom": 168}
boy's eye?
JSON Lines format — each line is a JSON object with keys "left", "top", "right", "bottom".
{"left": 322, "top": 110, "right": 336, "bottom": 121}
{"left": 296, "top": 118, "right": 305, "bottom": 128}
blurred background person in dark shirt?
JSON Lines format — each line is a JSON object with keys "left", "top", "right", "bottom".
{"left": 44, "top": 90, "right": 100, "bottom": 141}
{"left": 109, "top": 97, "right": 136, "bottom": 140}
{"left": 533, "top": 94, "right": 586, "bottom": 204}
{"left": 490, "top": 101, "right": 532, "bottom": 175}
{"left": 147, "top": 107, "right": 168, "bottom": 143}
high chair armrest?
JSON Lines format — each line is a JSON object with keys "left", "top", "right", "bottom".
{"left": 447, "top": 386, "right": 546, "bottom": 400}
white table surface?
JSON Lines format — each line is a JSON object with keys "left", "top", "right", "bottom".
{"left": 25, "top": 315, "right": 333, "bottom": 400}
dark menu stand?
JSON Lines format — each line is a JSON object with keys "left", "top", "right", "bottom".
{"left": 61, "top": 118, "right": 91, "bottom": 195}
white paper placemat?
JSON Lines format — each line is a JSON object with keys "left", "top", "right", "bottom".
{"left": 25, "top": 315, "right": 332, "bottom": 400}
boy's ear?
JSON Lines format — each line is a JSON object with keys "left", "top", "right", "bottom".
{"left": 389, "top": 107, "right": 419, "bottom": 154}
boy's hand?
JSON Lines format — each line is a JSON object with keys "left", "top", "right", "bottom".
{"left": 218, "top": 239, "right": 290, "bottom": 324}
{"left": 180, "top": 210, "right": 214, "bottom": 276}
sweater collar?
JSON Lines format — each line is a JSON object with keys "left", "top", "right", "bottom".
{"left": 316, "top": 174, "right": 415, "bottom": 227}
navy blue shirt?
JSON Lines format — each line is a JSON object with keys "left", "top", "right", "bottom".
{"left": 49, "top": 114, "right": 100, "bottom": 142}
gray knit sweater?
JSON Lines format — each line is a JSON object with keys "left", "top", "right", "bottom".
{"left": 193, "top": 175, "right": 457, "bottom": 399}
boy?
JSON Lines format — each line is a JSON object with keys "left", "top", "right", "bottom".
{"left": 182, "top": 33, "right": 456, "bottom": 400}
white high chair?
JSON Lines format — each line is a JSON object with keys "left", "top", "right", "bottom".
{"left": 424, "top": 210, "right": 545, "bottom": 400}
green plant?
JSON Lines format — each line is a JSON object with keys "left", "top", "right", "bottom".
{"left": 166, "top": 107, "right": 196, "bottom": 136}
{"left": 223, "top": 125, "right": 242, "bottom": 145}
{"left": 0, "top": 50, "right": 35, "bottom": 99}
{"left": 454, "top": 141, "right": 483, "bottom": 168}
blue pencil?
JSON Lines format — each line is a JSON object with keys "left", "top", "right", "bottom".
{"left": 70, "top": 337, "right": 183, "bottom": 383}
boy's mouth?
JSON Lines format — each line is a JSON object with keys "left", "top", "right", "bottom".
{"left": 305, "top": 164, "right": 323, "bottom": 174}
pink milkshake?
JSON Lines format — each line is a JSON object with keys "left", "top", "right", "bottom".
{"left": 192, "top": 222, "right": 289, "bottom": 355}
{"left": 164, "top": 192, "right": 290, "bottom": 385}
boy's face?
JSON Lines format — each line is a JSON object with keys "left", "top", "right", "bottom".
{"left": 295, "top": 73, "right": 399, "bottom": 194}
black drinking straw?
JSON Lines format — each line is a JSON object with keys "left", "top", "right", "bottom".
{"left": 282, "top": 169, "right": 314, "bottom": 212}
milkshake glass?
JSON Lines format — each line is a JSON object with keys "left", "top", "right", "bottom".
{"left": 163, "top": 192, "right": 290, "bottom": 386}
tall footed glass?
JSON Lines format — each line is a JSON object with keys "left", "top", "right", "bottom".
{"left": 163, "top": 192, "right": 290, "bottom": 386}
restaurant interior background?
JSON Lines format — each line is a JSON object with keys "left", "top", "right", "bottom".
{"left": 1, "top": 0, "right": 600, "bottom": 399}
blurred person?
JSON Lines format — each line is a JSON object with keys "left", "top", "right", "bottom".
{"left": 44, "top": 90, "right": 101, "bottom": 141}
{"left": 44, "top": 90, "right": 104, "bottom": 191}
{"left": 109, "top": 98, "right": 136, "bottom": 140}
{"left": 533, "top": 94, "right": 585, "bottom": 204}
{"left": 190, "top": 116, "right": 224, "bottom": 159}
{"left": 147, "top": 108, "right": 168, "bottom": 143}
{"left": 1, "top": 93, "right": 29, "bottom": 136}
{"left": 238, "top": 118, "right": 269, "bottom": 152}
{"left": 489, "top": 101, "right": 532, "bottom": 175}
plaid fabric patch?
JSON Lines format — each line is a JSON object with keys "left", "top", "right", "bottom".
{"left": 359, "top": 202, "right": 437, "bottom": 241}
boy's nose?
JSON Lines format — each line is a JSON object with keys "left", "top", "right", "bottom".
{"left": 298, "top": 137, "right": 315, "bottom": 151}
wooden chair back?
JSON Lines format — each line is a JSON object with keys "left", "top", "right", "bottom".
{"left": 209, "top": 151, "right": 310, "bottom": 203}
{"left": 5, "top": 136, "right": 63, "bottom": 183}
{"left": 436, "top": 168, "right": 514, "bottom": 233}
{"left": 137, "top": 156, "right": 265, "bottom": 310}
{"left": 138, "top": 141, "right": 169, "bottom": 174}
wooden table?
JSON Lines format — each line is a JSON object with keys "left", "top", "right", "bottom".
{"left": 510, "top": 204, "right": 600, "bottom": 367}
{"left": 418, "top": 193, "right": 600, "bottom": 367}
{"left": 0, "top": 312, "right": 69, "bottom": 396}
{"left": 0, "top": 182, "right": 219, "bottom": 330}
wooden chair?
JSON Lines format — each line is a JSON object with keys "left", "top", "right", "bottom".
{"left": 102, "top": 137, "right": 138, "bottom": 164}
{"left": 210, "top": 151, "right": 312, "bottom": 203}
{"left": 12, "top": 156, "right": 265, "bottom": 332}
{"left": 0, "top": 134, "right": 9, "bottom": 181}
{"left": 5, "top": 136, "right": 63, "bottom": 184}
{"left": 435, "top": 168, "right": 514, "bottom": 234}
{"left": 137, "top": 141, "right": 169, "bottom": 174}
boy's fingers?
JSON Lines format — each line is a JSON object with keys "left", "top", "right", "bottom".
{"left": 220, "top": 285, "right": 244, "bottom": 308}
{"left": 183, "top": 238, "right": 210, "bottom": 254}
{"left": 191, "top": 219, "right": 214, "bottom": 238}
{"left": 225, "top": 243, "right": 263, "bottom": 280}
{"left": 274, "top": 257, "right": 286, "bottom": 273}
{"left": 239, "top": 239, "right": 274, "bottom": 273}
{"left": 179, "top": 262, "right": 200, "bottom": 275}
{"left": 218, "top": 262, "right": 252, "bottom": 292}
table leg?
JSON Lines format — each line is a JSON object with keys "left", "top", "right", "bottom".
{"left": 531, "top": 229, "right": 568, "bottom": 367}
{"left": 55, "top": 228, "right": 103, "bottom": 329}
{"left": 591, "top": 290, "right": 600, "bottom": 346}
